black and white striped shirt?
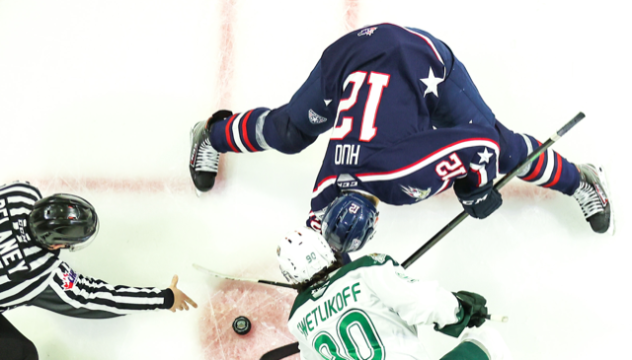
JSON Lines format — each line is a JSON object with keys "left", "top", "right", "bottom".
{"left": 0, "top": 181, "right": 172, "bottom": 316}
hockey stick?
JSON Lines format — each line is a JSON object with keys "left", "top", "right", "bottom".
{"left": 401, "top": 111, "right": 586, "bottom": 269}
{"left": 192, "top": 263, "right": 296, "bottom": 289}
{"left": 259, "top": 342, "right": 299, "bottom": 360}
{"left": 259, "top": 112, "right": 583, "bottom": 360}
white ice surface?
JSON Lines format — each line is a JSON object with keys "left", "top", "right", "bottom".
{"left": 0, "top": 1, "right": 630, "bottom": 359}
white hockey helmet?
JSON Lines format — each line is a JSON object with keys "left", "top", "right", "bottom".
{"left": 277, "top": 227, "right": 336, "bottom": 284}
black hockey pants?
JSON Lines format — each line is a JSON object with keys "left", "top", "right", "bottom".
{"left": 0, "top": 314, "right": 38, "bottom": 360}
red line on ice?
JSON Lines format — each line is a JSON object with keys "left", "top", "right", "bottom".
{"left": 343, "top": 0, "right": 360, "bottom": 31}
{"left": 213, "top": 0, "right": 240, "bottom": 190}
{"left": 6, "top": 176, "right": 558, "bottom": 201}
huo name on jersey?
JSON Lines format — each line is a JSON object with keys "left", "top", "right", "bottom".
{"left": 334, "top": 144, "right": 361, "bottom": 165}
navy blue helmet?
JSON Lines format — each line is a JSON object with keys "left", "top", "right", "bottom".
{"left": 322, "top": 192, "right": 378, "bottom": 253}
{"left": 28, "top": 194, "right": 100, "bottom": 251}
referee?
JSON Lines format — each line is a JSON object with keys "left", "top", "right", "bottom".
{"left": 0, "top": 181, "right": 197, "bottom": 360}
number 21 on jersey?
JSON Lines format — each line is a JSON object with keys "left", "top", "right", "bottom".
{"left": 331, "top": 71, "right": 390, "bottom": 142}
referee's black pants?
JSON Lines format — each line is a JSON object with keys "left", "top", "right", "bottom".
{"left": 0, "top": 314, "right": 38, "bottom": 360}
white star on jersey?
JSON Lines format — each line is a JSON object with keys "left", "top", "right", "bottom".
{"left": 420, "top": 67, "right": 443, "bottom": 97}
{"left": 478, "top": 148, "right": 493, "bottom": 164}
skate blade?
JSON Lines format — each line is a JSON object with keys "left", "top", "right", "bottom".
{"left": 596, "top": 165, "right": 615, "bottom": 236}
{"left": 190, "top": 123, "right": 203, "bottom": 198}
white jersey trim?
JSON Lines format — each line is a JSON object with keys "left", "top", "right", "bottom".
{"left": 530, "top": 148, "right": 555, "bottom": 186}
{"left": 311, "top": 139, "right": 499, "bottom": 199}
{"left": 396, "top": 25, "right": 445, "bottom": 65}
{"left": 516, "top": 133, "right": 533, "bottom": 177}
{"left": 231, "top": 112, "right": 249, "bottom": 153}
{"left": 256, "top": 110, "right": 271, "bottom": 150}
{"left": 311, "top": 176, "right": 337, "bottom": 199}
{"left": 358, "top": 139, "right": 499, "bottom": 183}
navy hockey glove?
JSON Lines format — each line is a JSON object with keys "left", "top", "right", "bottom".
{"left": 435, "top": 290, "right": 488, "bottom": 337}
{"left": 454, "top": 181, "right": 502, "bottom": 219}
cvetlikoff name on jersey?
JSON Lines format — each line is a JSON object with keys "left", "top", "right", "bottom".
{"left": 296, "top": 282, "right": 362, "bottom": 339}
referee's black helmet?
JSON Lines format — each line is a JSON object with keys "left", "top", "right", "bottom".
{"left": 28, "top": 194, "right": 99, "bottom": 251}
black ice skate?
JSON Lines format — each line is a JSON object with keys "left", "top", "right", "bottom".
{"left": 572, "top": 164, "right": 613, "bottom": 234}
{"left": 189, "top": 110, "right": 232, "bottom": 195}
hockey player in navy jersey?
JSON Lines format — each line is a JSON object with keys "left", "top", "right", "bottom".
{"left": 277, "top": 227, "right": 513, "bottom": 360}
{"left": 189, "top": 23, "right": 612, "bottom": 250}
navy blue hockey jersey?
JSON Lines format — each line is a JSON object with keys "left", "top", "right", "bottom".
{"left": 205, "top": 23, "right": 580, "bottom": 225}
{"left": 307, "top": 24, "right": 501, "bottom": 214}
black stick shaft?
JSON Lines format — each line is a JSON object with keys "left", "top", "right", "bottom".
{"left": 401, "top": 112, "right": 585, "bottom": 269}
{"left": 259, "top": 280, "right": 295, "bottom": 289}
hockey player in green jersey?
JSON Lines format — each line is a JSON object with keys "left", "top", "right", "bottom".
{"left": 277, "top": 227, "right": 512, "bottom": 360}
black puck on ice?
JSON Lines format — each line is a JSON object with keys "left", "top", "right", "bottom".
{"left": 232, "top": 316, "right": 251, "bottom": 335}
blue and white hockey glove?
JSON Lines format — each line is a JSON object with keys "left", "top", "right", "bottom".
{"left": 454, "top": 181, "right": 502, "bottom": 219}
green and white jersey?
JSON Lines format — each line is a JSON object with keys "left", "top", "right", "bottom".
{"left": 288, "top": 254, "right": 461, "bottom": 360}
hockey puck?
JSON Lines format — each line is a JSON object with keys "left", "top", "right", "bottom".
{"left": 232, "top": 316, "right": 251, "bottom": 335}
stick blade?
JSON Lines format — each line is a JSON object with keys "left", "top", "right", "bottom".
{"left": 192, "top": 263, "right": 255, "bottom": 283}
{"left": 260, "top": 342, "right": 299, "bottom": 360}
{"left": 487, "top": 314, "right": 509, "bottom": 323}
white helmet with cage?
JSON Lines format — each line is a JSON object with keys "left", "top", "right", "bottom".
{"left": 277, "top": 227, "right": 336, "bottom": 284}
